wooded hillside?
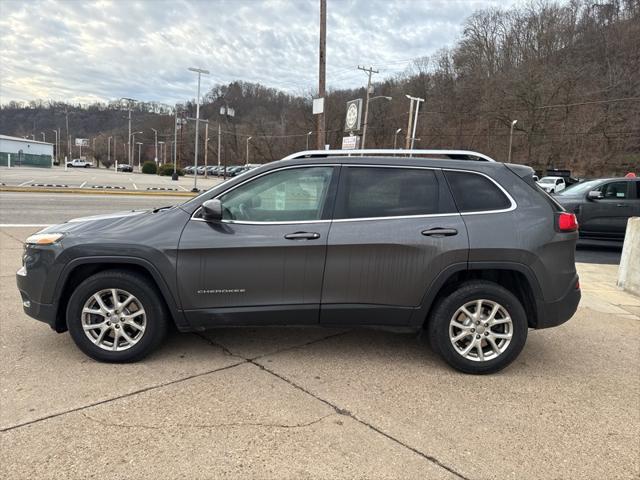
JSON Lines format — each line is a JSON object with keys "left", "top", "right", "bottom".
{"left": 1, "top": 0, "right": 638, "bottom": 175}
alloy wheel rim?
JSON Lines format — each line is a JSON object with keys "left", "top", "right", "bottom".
{"left": 81, "top": 288, "right": 146, "bottom": 352}
{"left": 449, "top": 299, "right": 513, "bottom": 362}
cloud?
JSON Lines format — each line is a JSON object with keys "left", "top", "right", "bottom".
{"left": 0, "top": 0, "right": 526, "bottom": 104}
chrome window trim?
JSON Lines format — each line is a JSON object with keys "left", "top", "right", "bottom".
{"left": 190, "top": 163, "right": 516, "bottom": 225}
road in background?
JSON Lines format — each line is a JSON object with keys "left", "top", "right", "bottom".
{"left": 0, "top": 192, "right": 188, "bottom": 225}
{"left": 0, "top": 166, "right": 222, "bottom": 191}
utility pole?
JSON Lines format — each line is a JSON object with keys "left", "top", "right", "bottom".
{"left": 358, "top": 65, "right": 379, "bottom": 149}
{"left": 40, "top": 132, "right": 46, "bottom": 141}
{"left": 65, "top": 109, "right": 70, "bottom": 160}
{"left": 188, "top": 67, "right": 209, "bottom": 192}
{"left": 393, "top": 128, "right": 402, "bottom": 149}
{"left": 121, "top": 98, "right": 136, "bottom": 165}
{"left": 151, "top": 128, "right": 158, "bottom": 164}
{"left": 317, "top": 0, "right": 326, "bottom": 149}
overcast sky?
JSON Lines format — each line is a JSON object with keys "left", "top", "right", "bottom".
{"left": 0, "top": 0, "right": 525, "bottom": 105}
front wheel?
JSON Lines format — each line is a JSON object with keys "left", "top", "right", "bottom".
{"left": 67, "top": 270, "right": 168, "bottom": 362}
{"left": 427, "top": 281, "right": 528, "bottom": 374}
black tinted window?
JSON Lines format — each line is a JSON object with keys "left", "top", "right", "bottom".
{"left": 445, "top": 171, "right": 510, "bottom": 212}
{"left": 598, "top": 181, "right": 628, "bottom": 199}
{"left": 339, "top": 167, "right": 440, "bottom": 218}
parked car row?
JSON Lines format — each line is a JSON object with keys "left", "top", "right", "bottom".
{"left": 183, "top": 165, "right": 257, "bottom": 177}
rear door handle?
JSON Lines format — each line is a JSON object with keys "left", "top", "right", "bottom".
{"left": 284, "top": 232, "right": 321, "bottom": 240}
{"left": 421, "top": 228, "right": 458, "bottom": 237}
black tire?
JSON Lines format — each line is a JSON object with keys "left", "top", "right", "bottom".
{"left": 427, "top": 280, "right": 528, "bottom": 374}
{"left": 67, "top": 270, "right": 168, "bottom": 362}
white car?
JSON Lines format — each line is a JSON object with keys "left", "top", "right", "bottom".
{"left": 537, "top": 176, "right": 566, "bottom": 194}
{"left": 66, "top": 159, "right": 92, "bottom": 168}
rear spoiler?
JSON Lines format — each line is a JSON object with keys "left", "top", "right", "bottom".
{"left": 504, "top": 163, "right": 535, "bottom": 178}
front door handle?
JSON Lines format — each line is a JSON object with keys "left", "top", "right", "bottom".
{"left": 284, "top": 232, "right": 321, "bottom": 240}
{"left": 616, "top": 204, "right": 628, "bottom": 207}
{"left": 421, "top": 227, "right": 458, "bottom": 237}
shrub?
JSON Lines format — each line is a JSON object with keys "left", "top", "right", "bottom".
{"left": 141, "top": 161, "right": 157, "bottom": 174}
{"left": 158, "top": 163, "right": 184, "bottom": 176}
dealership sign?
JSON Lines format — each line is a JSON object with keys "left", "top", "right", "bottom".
{"left": 75, "top": 138, "right": 89, "bottom": 147}
{"left": 341, "top": 135, "right": 360, "bottom": 150}
{"left": 344, "top": 99, "right": 362, "bottom": 132}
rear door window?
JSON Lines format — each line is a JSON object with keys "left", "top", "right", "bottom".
{"left": 335, "top": 167, "right": 443, "bottom": 219}
{"left": 444, "top": 170, "right": 511, "bottom": 213}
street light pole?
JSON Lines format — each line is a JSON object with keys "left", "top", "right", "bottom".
{"left": 137, "top": 142, "right": 143, "bottom": 170}
{"left": 393, "top": 128, "right": 402, "bottom": 149}
{"left": 188, "top": 67, "right": 210, "bottom": 192}
{"left": 40, "top": 132, "right": 46, "bottom": 141}
{"left": 172, "top": 106, "right": 179, "bottom": 180}
{"left": 131, "top": 131, "right": 142, "bottom": 170}
{"left": 51, "top": 129, "right": 58, "bottom": 165}
{"left": 508, "top": 119, "right": 518, "bottom": 163}
{"left": 158, "top": 141, "right": 165, "bottom": 165}
{"left": 108, "top": 136, "right": 112, "bottom": 166}
{"left": 306, "top": 131, "right": 313, "bottom": 150}
{"left": 246, "top": 136, "right": 252, "bottom": 165}
{"left": 151, "top": 128, "right": 158, "bottom": 164}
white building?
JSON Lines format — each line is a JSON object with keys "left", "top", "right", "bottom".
{"left": 0, "top": 134, "right": 54, "bottom": 168}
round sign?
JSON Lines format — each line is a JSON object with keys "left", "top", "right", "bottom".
{"left": 346, "top": 103, "right": 358, "bottom": 130}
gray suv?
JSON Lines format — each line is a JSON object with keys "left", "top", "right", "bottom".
{"left": 16, "top": 152, "right": 581, "bottom": 374}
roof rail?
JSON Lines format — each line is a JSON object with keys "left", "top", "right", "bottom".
{"left": 282, "top": 149, "right": 497, "bottom": 162}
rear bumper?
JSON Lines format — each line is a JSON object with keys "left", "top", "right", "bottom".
{"left": 534, "top": 276, "right": 581, "bottom": 329}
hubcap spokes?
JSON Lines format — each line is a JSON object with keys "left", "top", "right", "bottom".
{"left": 81, "top": 288, "right": 146, "bottom": 352}
{"left": 449, "top": 299, "right": 512, "bottom": 362}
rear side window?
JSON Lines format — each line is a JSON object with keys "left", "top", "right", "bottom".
{"left": 338, "top": 167, "right": 440, "bottom": 219}
{"left": 444, "top": 171, "right": 511, "bottom": 213}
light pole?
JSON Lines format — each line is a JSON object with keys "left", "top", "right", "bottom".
{"left": 393, "top": 128, "right": 402, "bottom": 149}
{"left": 51, "top": 129, "right": 58, "bottom": 165}
{"left": 246, "top": 136, "right": 252, "bottom": 165}
{"left": 108, "top": 136, "right": 112, "bottom": 167}
{"left": 121, "top": 98, "right": 136, "bottom": 165}
{"left": 158, "top": 141, "right": 165, "bottom": 165}
{"left": 151, "top": 128, "right": 158, "bottom": 164}
{"left": 405, "top": 95, "right": 425, "bottom": 155}
{"left": 508, "top": 119, "right": 518, "bottom": 163}
{"left": 188, "top": 66, "right": 210, "bottom": 192}
{"left": 306, "top": 131, "right": 313, "bottom": 150}
{"left": 136, "top": 142, "right": 143, "bottom": 171}
{"left": 131, "top": 131, "right": 142, "bottom": 170}
{"left": 40, "top": 132, "right": 46, "bottom": 142}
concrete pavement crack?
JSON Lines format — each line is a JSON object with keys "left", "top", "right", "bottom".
{"left": 250, "top": 360, "right": 472, "bottom": 480}
{"left": 79, "top": 411, "right": 336, "bottom": 431}
{"left": 0, "top": 360, "right": 246, "bottom": 433}
{"left": 193, "top": 330, "right": 471, "bottom": 480}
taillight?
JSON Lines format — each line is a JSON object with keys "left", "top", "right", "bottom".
{"left": 558, "top": 212, "right": 578, "bottom": 232}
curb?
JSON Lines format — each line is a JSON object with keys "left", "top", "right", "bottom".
{"left": 0, "top": 186, "right": 196, "bottom": 197}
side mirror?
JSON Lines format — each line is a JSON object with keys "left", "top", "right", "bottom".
{"left": 587, "top": 190, "right": 603, "bottom": 200}
{"left": 201, "top": 199, "right": 223, "bottom": 222}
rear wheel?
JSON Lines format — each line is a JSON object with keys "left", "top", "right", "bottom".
{"left": 67, "top": 270, "right": 168, "bottom": 362}
{"left": 427, "top": 281, "right": 528, "bottom": 374}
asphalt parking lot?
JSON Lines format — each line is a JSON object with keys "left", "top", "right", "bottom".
{"left": 0, "top": 165, "right": 222, "bottom": 192}
{"left": 1, "top": 222, "right": 638, "bottom": 479}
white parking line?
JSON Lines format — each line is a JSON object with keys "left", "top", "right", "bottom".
{"left": 132, "top": 183, "right": 138, "bottom": 190}
{"left": 79, "top": 181, "right": 87, "bottom": 188}
{"left": 177, "top": 185, "right": 188, "bottom": 191}
{"left": 18, "top": 179, "right": 34, "bottom": 186}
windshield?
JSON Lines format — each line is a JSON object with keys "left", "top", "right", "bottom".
{"left": 556, "top": 179, "right": 601, "bottom": 196}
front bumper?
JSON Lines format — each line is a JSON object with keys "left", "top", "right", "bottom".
{"left": 534, "top": 276, "right": 581, "bottom": 329}
{"left": 17, "top": 267, "right": 63, "bottom": 332}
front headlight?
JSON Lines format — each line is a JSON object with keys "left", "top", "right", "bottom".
{"left": 25, "top": 233, "right": 65, "bottom": 245}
